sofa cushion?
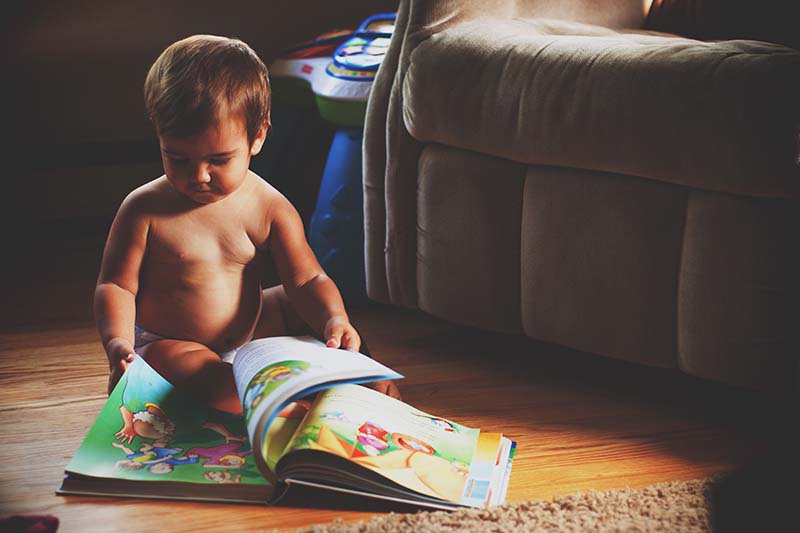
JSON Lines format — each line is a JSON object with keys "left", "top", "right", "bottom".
{"left": 678, "top": 191, "right": 797, "bottom": 392}
{"left": 403, "top": 17, "right": 800, "bottom": 199}
{"left": 521, "top": 165, "right": 687, "bottom": 368}
{"left": 417, "top": 145, "right": 526, "bottom": 334}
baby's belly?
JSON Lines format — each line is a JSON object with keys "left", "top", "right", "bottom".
{"left": 136, "top": 274, "right": 262, "bottom": 353}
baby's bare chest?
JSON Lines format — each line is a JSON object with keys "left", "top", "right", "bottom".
{"left": 147, "top": 212, "right": 265, "bottom": 268}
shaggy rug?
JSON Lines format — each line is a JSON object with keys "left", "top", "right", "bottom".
{"left": 299, "top": 478, "right": 715, "bottom": 532}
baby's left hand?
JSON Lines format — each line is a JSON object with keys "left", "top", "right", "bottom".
{"left": 323, "top": 317, "right": 402, "bottom": 400}
{"left": 365, "top": 379, "right": 402, "bottom": 400}
{"left": 324, "top": 316, "right": 361, "bottom": 351}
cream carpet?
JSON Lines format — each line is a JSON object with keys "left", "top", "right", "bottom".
{"left": 300, "top": 478, "right": 714, "bottom": 532}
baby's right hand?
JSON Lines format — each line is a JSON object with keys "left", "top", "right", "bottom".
{"left": 105, "top": 337, "right": 136, "bottom": 395}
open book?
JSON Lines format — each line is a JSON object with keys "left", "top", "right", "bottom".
{"left": 58, "top": 336, "right": 516, "bottom": 510}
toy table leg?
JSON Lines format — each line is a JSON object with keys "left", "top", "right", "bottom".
{"left": 308, "top": 128, "right": 368, "bottom": 307}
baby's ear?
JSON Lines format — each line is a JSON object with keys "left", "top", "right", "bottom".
{"left": 250, "top": 118, "right": 271, "bottom": 156}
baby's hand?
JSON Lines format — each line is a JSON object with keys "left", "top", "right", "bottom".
{"left": 365, "top": 379, "right": 402, "bottom": 400}
{"left": 324, "top": 316, "right": 361, "bottom": 352}
{"left": 105, "top": 337, "right": 136, "bottom": 395}
{"left": 322, "top": 318, "right": 401, "bottom": 399}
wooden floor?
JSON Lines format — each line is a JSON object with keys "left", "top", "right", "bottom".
{"left": 0, "top": 229, "right": 785, "bottom": 531}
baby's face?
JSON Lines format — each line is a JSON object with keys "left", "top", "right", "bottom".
{"left": 159, "top": 114, "right": 266, "bottom": 204}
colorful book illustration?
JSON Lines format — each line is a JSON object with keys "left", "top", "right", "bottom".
{"left": 59, "top": 336, "right": 516, "bottom": 509}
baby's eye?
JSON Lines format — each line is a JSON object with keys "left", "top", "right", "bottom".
{"left": 210, "top": 158, "right": 231, "bottom": 166}
{"left": 167, "top": 156, "right": 188, "bottom": 165}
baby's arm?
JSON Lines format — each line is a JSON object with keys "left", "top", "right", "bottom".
{"left": 266, "top": 194, "right": 401, "bottom": 399}
{"left": 94, "top": 192, "right": 149, "bottom": 393}
{"left": 267, "top": 196, "right": 358, "bottom": 350}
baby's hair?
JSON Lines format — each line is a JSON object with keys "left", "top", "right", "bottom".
{"left": 144, "top": 35, "right": 270, "bottom": 144}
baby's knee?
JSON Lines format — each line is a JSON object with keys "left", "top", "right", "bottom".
{"left": 256, "top": 285, "right": 308, "bottom": 337}
{"left": 138, "top": 340, "right": 223, "bottom": 384}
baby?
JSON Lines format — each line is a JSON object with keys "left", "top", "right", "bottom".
{"left": 95, "top": 35, "right": 399, "bottom": 412}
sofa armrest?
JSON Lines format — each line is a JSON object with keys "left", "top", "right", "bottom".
{"left": 364, "top": 0, "right": 649, "bottom": 306}
{"left": 366, "top": 0, "right": 484, "bottom": 306}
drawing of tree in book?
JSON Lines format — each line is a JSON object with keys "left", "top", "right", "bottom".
{"left": 243, "top": 360, "right": 310, "bottom": 422}
{"left": 289, "top": 423, "right": 323, "bottom": 451}
{"left": 262, "top": 400, "right": 312, "bottom": 471}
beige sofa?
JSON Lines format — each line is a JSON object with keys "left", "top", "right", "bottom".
{"left": 363, "top": 0, "right": 799, "bottom": 392}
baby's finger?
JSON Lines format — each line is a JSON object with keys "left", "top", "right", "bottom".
{"left": 340, "top": 331, "right": 361, "bottom": 352}
{"left": 326, "top": 338, "right": 340, "bottom": 348}
{"left": 326, "top": 328, "right": 343, "bottom": 348}
{"left": 120, "top": 353, "right": 135, "bottom": 370}
{"left": 109, "top": 351, "right": 134, "bottom": 368}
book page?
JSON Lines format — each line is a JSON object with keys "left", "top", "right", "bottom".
{"left": 231, "top": 336, "right": 402, "bottom": 481}
{"left": 279, "top": 384, "right": 503, "bottom": 505}
{"left": 63, "top": 357, "right": 271, "bottom": 496}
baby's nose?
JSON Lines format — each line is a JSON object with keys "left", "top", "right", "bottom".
{"left": 191, "top": 165, "right": 211, "bottom": 183}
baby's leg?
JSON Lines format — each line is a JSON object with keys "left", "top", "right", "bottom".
{"left": 251, "top": 285, "right": 399, "bottom": 397}
{"left": 137, "top": 340, "right": 241, "bottom": 414}
{"left": 252, "top": 285, "right": 309, "bottom": 338}
{"left": 253, "top": 285, "right": 379, "bottom": 355}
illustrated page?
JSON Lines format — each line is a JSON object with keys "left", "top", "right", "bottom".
{"left": 282, "top": 384, "right": 492, "bottom": 504}
{"left": 66, "top": 357, "right": 269, "bottom": 488}
{"left": 231, "top": 336, "right": 402, "bottom": 474}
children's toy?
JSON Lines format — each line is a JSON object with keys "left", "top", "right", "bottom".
{"left": 269, "top": 14, "right": 396, "bottom": 306}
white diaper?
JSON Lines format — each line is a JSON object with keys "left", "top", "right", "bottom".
{"left": 134, "top": 324, "right": 248, "bottom": 364}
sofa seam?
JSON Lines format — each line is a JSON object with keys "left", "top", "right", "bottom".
{"left": 674, "top": 188, "right": 691, "bottom": 372}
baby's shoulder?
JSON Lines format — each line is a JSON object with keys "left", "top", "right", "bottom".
{"left": 119, "top": 176, "right": 179, "bottom": 214}
{"left": 242, "top": 173, "right": 301, "bottom": 246}
{"left": 123, "top": 175, "right": 170, "bottom": 203}
{"left": 245, "top": 172, "right": 294, "bottom": 216}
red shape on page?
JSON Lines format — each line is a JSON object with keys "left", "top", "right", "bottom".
{"left": 301, "top": 64, "right": 314, "bottom": 74}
